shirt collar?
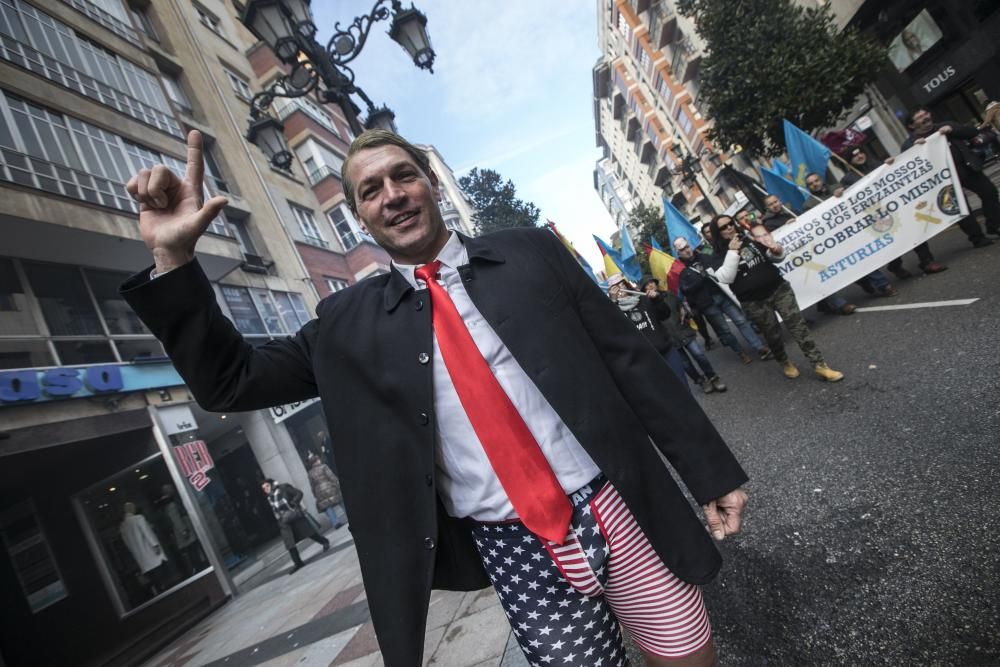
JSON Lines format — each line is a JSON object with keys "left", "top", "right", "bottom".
{"left": 393, "top": 231, "right": 468, "bottom": 289}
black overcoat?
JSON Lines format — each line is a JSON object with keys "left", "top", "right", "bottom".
{"left": 121, "top": 228, "right": 747, "bottom": 666}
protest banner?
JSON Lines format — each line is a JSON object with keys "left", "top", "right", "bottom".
{"left": 769, "top": 133, "right": 968, "bottom": 308}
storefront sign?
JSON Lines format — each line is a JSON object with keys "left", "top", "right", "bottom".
{"left": 173, "top": 440, "right": 214, "bottom": 491}
{"left": 910, "top": 32, "right": 992, "bottom": 103}
{"left": 158, "top": 405, "right": 199, "bottom": 436}
{"left": 269, "top": 397, "right": 320, "bottom": 423}
{"left": 0, "top": 362, "right": 184, "bottom": 405}
{"left": 770, "top": 133, "right": 967, "bottom": 308}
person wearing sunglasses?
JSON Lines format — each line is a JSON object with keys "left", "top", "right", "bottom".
{"left": 708, "top": 215, "right": 844, "bottom": 382}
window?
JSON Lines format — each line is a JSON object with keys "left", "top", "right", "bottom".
{"left": 290, "top": 203, "right": 327, "bottom": 247}
{"left": 161, "top": 74, "right": 192, "bottom": 113}
{"left": 0, "top": 0, "right": 181, "bottom": 136}
{"left": 328, "top": 206, "right": 360, "bottom": 251}
{"left": 60, "top": 0, "right": 140, "bottom": 44}
{"left": 194, "top": 5, "right": 224, "bottom": 37}
{"left": 223, "top": 67, "right": 252, "bottom": 102}
{"left": 324, "top": 277, "right": 348, "bottom": 293}
{"left": 129, "top": 6, "right": 158, "bottom": 40}
{"left": 617, "top": 11, "right": 632, "bottom": 39}
{"left": 203, "top": 144, "right": 232, "bottom": 193}
{"left": 295, "top": 139, "right": 345, "bottom": 184}
{"left": 220, "top": 286, "right": 309, "bottom": 337}
{"left": 0, "top": 258, "right": 166, "bottom": 368}
{"left": 0, "top": 90, "right": 229, "bottom": 232}
{"left": 1, "top": 501, "right": 68, "bottom": 613}
{"left": 272, "top": 96, "right": 341, "bottom": 136}
{"left": 74, "top": 456, "right": 209, "bottom": 615}
{"left": 229, "top": 218, "right": 258, "bottom": 255}
{"left": 675, "top": 106, "right": 694, "bottom": 136}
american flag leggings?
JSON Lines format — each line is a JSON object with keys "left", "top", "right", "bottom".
{"left": 471, "top": 477, "right": 711, "bottom": 666}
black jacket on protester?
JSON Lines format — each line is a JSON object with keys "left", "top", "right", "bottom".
{"left": 615, "top": 293, "right": 674, "bottom": 354}
{"left": 678, "top": 251, "right": 726, "bottom": 312}
{"left": 902, "top": 122, "right": 984, "bottom": 174}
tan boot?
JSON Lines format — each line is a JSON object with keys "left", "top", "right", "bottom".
{"left": 782, "top": 361, "right": 799, "bottom": 378}
{"left": 814, "top": 363, "right": 844, "bottom": 382}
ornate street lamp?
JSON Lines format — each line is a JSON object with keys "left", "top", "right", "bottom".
{"left": 246, "top": 115, "right": 293, "bottom": 171}
{"left": 241, "top": 0, "right": 435, "bottom": 170}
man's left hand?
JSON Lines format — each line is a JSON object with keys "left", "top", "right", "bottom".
{"left": 646, "top": 286, "right": 659, "bottom": 299}
{"left": 703, "top": 488, "right": 748, "bottom": 540}
{"left": 939, "top": 125, "right": 953, "bottom": 135}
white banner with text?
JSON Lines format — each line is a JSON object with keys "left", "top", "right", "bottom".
{"left": 770, "top": 133, "right": 969, "bottom": 308}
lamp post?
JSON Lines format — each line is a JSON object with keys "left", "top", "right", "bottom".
{"left": 674, "top": 147, "right": 717, "bottom": 216}
{"left": 241, "top": 0, "right": 435, "bottom": 170}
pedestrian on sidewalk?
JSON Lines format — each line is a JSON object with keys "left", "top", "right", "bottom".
{"left": 306, "top": 451, "right": 347, "bottom": 531}
{"left": 121, "top": 129, "right": 748, "bottom": 667}
{"left": 262, "top": 479, "right": 329, "bottom": 574}
{"left": 709, "top": 214, "right": 844, "bottom": 382}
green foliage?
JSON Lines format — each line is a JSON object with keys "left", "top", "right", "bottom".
{"left": 627, "top": 202, "right": 666, "bottom": 275}
{"left": 458, "top": 167, "right": 541, "bottom": 235}
{"left": 676, "top": 0, "right": 887, "bottom": 158}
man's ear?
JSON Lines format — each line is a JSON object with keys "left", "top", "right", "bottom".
{"left": 428, "top": 168, "right": 441, "bottom": 199}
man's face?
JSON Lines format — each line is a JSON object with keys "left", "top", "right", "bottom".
{"left": 261, "top": 482, "right": 272, "bottom": 495}
{"left": 849, "top": 148, "right": 867, "bottom": 166}
{"left": 346, "top": 145, "right": 449, "bottom": 265}
{"left": 675, "top": 241, "right": 693, "bottom": 259}
{"left": 765, "top": 196, "right": 782, "bottom": 214}
{"left": 909, "top": 110, "right": 934, "bottom": 136}
{"left": 805, "top": 174, "right": 824, "bottom": 193}
{"left": 735, "top": 210, "right": 750, "bottom": 228}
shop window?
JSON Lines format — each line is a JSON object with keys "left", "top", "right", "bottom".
{"left": 0, "top": 257, "right": 40, "bottom": 335}
{"left": 0, "top": 501, "right": 68, "bottom": 613}
{"left": 115, "top": 338, "right": 165, "bottom": 362}
{"left": 53, "top": 339, "right": 116, "bottom": 365}
{"left": 0, "top": 339, "right": 53, "bottom": 370}
{"left": 74, "top": 455, "right": 209, "bottom": 615}
{"left": 220, "top": 286, "right": 266, "bottom": 335}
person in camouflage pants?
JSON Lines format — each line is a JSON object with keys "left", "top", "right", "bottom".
{"left": 740, "top": 281, "right": 823, "bottom": 366}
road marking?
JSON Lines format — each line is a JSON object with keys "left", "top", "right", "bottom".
{"left": 855, "top": 298, "right": 979, "bottom": 312}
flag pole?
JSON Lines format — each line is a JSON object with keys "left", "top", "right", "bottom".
{"left": 830, "top": 151, "right": 864, "bottom": 177}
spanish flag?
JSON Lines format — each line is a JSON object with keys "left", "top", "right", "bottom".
{"left": 593, "top": 235, "right": 622, "bottom": 279}
{"left": 644, "top": 243, "right": 684, "bottom": 295}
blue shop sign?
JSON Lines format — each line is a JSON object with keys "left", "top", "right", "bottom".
{"left": 0, "top": 362, "right": 185, "bottom": 404}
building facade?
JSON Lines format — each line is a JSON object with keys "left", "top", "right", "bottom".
{"left": 419, "top": 143, "right": 476, "bottom": 236}
{"left": 0, "top": 0, "right": 366, "bottom": 664}
{"left": 593, "top": 0, "right": 752, "bottom": 229}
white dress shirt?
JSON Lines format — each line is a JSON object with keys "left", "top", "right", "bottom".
{"left": 395, "top": 233, "right": 600, "bottom": 520}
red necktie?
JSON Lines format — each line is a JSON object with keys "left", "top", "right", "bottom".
{"left": 415, "top": 261, "right": 571, "bottom": 544}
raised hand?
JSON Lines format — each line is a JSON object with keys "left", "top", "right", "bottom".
{"left": 125, "top": 130, "right": 228, "bottom": 274}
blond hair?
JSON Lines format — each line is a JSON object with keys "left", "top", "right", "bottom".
{"left": 342, "top": 129, "right": 431, "bottom": 213}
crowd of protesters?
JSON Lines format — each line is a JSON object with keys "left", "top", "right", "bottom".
{"left": 605, "top": 106, "right": 999, "bottom": 389}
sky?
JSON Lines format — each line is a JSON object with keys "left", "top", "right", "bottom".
{"left": 311, "top": 0, "right": 618, "bottom": 270}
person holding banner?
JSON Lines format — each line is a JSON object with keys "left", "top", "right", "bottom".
{"left": 903, "top": 107, "right": 1000, "bottom": 245}
{"left": 708, "top": 215, "right": 844, "bottom": 382}
{"left": 761, "top": 195, "right": 796, "bottom": 231}
{"left": 839, "top": 146, "right": 947, "bottom": 278}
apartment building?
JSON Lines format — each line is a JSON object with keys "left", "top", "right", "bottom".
{"left": 0, "top": 0, "right": 371, "bottom": 664}
{"left": 593, "top": 0, "right": 740, "bottom": 229}
{"left": 419, "top": 143, "right": 475, "bottom": 236}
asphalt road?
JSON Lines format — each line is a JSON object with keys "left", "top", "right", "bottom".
{"left": 668, "top": 224, "right": 1000, "bottom": 666}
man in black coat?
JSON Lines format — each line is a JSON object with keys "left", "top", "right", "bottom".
{"left": 120, "top": 130, "right": 747, "bottom": 666}
{"left": 902, "top": 107, "right": 1000, "bottom": 246}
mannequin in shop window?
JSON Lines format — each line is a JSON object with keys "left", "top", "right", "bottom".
{"left": 119, "top": 501, "right": 169, "bottom": 592}
{"left": 159, "top": 484, "right": 206, "bottom": 577}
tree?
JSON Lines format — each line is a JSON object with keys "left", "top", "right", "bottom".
{"left": 458, "top": 167, "right": 540, "bottom": 235}
{"left": 676, "top": 0, "right": 887, "bottom": 158}
{"left": 627, "top": 202, "right": 665, "bottom": 276}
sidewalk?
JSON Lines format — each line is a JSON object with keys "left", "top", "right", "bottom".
{"left": 140, "top": 524, "right": 530, "bottom": 667}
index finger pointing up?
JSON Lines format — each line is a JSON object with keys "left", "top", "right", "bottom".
{"left": 184, "top": 129, "right": 204, "bottom": 186}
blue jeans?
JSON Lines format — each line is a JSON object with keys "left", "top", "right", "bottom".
{"left": 684, "top": 338, "right": 716, "bottom": 379}
{"left": 856, "top": 269, "right": 890, "bottom": 292}
{"left": 702, "top": 292, "right": 764, "bottom": 354}
{"left": 819, "top": 293, "right": 848, "bottom": 310}
{"left": 323, "top": 505, "right": 345, "bottom": 529}
{"left": 662, "top": 347, "right": 691, "bottom": 393}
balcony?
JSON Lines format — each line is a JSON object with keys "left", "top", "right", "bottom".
{"left": 301, "top": 236, "right": 330, "bottom": 249}
{"left": 640, "top": 141, "right": 657, "bottom": 165}
{"left": 593, "top": 62, "right": 612, "bottom": 99}
{"left": 308, "top": 165, "right": 341, "bottom": 186}
{"left": 626, "top": 117, "right": 641, "bottom": 141}
{"left": 612, "top": 92, "right": 627, "bottom": 120}
{"left": 673, "top": 38, "right": 702, "bottom": 83}
{"left": 647, "top": 1, "right": 678, "bottom": 48}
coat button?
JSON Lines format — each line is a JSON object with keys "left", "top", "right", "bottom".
{"left": 419, "top": 412, "right": 429, "bottom": 425}
{"left": 425, "top": 474, "right": 433, "bottom": 486}
{"left": 418, "top": 352, "right": 430, "bottom": 364}
{"left": 424, "top": 537, "right": 435, "bottom": 549}
{"left": 415, "top": 298, "right": 424, "bottom": 311}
